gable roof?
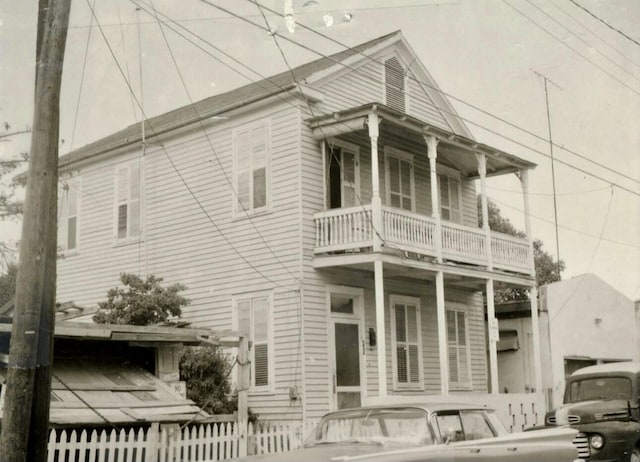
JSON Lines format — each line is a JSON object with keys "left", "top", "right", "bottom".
{"left": 58, "top": 31, "right": 403, "bottom": 170}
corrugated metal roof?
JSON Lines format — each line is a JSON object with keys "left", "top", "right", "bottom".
{"left": 48, "top": 358, "right": 202, "bottom": 426}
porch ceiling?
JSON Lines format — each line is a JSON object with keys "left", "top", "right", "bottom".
{"left": 313, "top": 251, "right": 535, "bottom": 290}
{"left": 307, "top": 103, "right": 536, "bottom": 179}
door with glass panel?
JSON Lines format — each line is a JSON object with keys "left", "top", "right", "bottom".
{"left": 329, "top": 289, "right": 365, "bottom": 410}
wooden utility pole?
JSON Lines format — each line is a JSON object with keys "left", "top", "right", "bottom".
{"left": 0, "top": 1, "right": 71, "bottom": 461}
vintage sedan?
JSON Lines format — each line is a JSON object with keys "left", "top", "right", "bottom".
{"left": 238, "top": 403, "right": 582, "bottom": 462}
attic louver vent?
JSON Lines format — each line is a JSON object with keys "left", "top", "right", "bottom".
{"left": 385, "top": 57, "right": 405, "bottom": 113}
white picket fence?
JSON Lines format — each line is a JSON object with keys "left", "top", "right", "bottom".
{"left": 47, "top": 420, "right": 320, "bottom": 462}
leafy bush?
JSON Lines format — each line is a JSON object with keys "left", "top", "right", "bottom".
{"left": 93, "top": 273, "right": 189, "bottom": 325}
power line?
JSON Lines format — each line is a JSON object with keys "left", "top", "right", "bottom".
{"left": 201, "top": 0, "right": 640, "bottom": 197}
{"left": 524, "top": 0, "right": 640, "bottom": 84}
{"left": 548, "top": 0, "right": 640, "bottom": 71}
{"left": 85, "top": 0, "right": 296, "bottom": 291}
{"left": 144, "top": 0, "right": 300, "bottom": 283}
{"left": 569, "top": 0, "right": 640, "bottom": 48}
{"left": 238, "top": 0, "right": 640, "bottom": 190}
{"left": 503, "top": 0, "right": 640, "bottom": 97}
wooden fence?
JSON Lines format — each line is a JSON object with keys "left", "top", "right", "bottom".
{"left": 47, "top": 420, "right": 320, "bottom": 462}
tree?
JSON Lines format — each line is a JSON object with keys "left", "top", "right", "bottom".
{"left": 0, "top": 262, "right": 18, "bottom": 307}
{"left": 179, "top": 346, "right": 244, "bottom": 417}
{"left": 478, "top": 196, "right": 564, "bottom": 302}
{"left": 93, "top": 273, "right": 189, "bottom": 325}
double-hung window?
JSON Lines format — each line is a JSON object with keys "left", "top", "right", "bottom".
{"left": 447, "top": 309, "right": 471, "bottom": 389}
{"left": 58, "top": 179, "right": 80, "bottom": 254}
{"left": 236, "top": 293, "right": 274, "bottom": 392}
{"left": 385, "top": 148, "right": 415, "bottom": 211}
{"left": 234, "top": 121, "right": 270, "bottom": 214}
{"left": 390, "top": 295, "right": 423, "bottom": 389}
{"left": 115, "top": 161, "right": 142, "bottom": 241}
{"left": 438, "top": 172, "right": 462, "bottom": 223}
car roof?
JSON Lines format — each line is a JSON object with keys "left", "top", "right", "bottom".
{"left": 324, "top": 402, "right": 490, "bottom": 416}
{"left": 571, "top": 361, "right": 640, "bottom": 377}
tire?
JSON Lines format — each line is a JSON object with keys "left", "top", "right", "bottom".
{"left": 630, "top": 447, "right": 640, "bottom": 462}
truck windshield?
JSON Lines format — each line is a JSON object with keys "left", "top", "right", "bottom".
{"left": 566, "top": 377, "right": 632, "bottom": 403}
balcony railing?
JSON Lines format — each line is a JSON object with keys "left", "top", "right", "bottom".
{"left": 314, "top": 205, "right": 532, "bottom": 275}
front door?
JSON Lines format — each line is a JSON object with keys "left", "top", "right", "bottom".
{"left": 329, "top": 288, "right": 365, "bottom": 410}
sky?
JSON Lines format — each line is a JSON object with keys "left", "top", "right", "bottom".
{"left": 1, "top": 0, "right": 639, "bottom": 299}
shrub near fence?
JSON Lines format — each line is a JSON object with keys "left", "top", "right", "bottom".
{"left": 47, "top": 420, "right": 320, "bottom": 462}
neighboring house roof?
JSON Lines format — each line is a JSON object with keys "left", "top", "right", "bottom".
{"left": 48, "top": 357, "right": 202, "bottom": 426}
{"left": 543, "top": 273, "right": 633, "bottom": 304}
{"left": 57, "top": 30, "right": 404, "bottom": 170}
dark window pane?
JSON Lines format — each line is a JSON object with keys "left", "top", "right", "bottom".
{"left": 337, "top": 392, "right": 361, "bottom": 410}
{"left": 117, "top": 204, "right": 127, "bottom": 238}
{"left": 67, "top": 217, "right": 77, "bottom": 250}
{"left": 253, "top": 167, "right": 266, "bottom": 208}
{"left": 254, "top": 343, "right": 269, "bottom": 386}
{"left": 397, "top": 345, "right": 407, "bottom": 383}
{"left": 335, "top": 323, "right": 360, "bottom": 387}
{"left": 331, "top": 294, "right": 353, "bottom": 314}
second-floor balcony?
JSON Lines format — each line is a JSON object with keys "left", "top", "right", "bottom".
{"left": 314, "top": 205, "right": 532, "bottom": 275}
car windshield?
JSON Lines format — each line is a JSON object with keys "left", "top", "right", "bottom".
{"left": 565, "top": 377, "right": 632, "bottom": 403}
{"left": 305, "top": 408, "right": 432, "bottom": 447}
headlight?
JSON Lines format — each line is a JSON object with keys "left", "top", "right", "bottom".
{"left": 590, "top": 434, "right": 605, "bottom": 450}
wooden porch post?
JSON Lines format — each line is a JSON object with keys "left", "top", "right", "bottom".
{"left": 435, "top": 271, "right": 449, "bottom": 394}
{"left": 425, "top": 136, "right": 442, "bottom": 262}
{"left": 486, "top": 279, "right": 499, "bottom": 394}
{"left": 374, "top": 259, "right": 387, "bottom": 397}
{"left": 369, "top": 112, "right": 387, "bottom": 397}
{"left": 477, "top": 153, "right": 498, "bottom": 393}
{"left": 520, "top": 169, "right": 543, "bottom": 393}
{"left": 369, "top": 112, "right": 382, "bottom": 252}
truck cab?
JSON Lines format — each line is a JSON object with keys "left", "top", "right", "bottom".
{"left": 545, "top": 362, "right": 640, "bottom": 462}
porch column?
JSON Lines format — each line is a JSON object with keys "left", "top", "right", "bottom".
{"left": 486, "top": 279, "right": 499, "bottom": 394}
{"left": 374, "top": 259, "right": 387, "bottom": 397}
{"left": 476, "top": 153, "right": 492, "bottom": 270}
{"left": 426, "top": 136, "right": 442, "bottom": 262}
{"left": 520, "top": 169, "right": 543, "bottom": 393}
{"left": 369, "top": 112, "right": 383, "bottom": 252}
{"left": 478, "top": 153, "right": 499, "bottom": 394}
{"left": 435, "top": 271, "right": 449, "bottom": 394}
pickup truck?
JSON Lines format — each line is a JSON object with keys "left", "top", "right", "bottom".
{"left": 545, "top": 362, "right": 640, "bottom": 462}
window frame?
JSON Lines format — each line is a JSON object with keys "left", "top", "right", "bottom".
{"left": 437, "top": 165, "right": 463, "bottom": 224}
{"left": 389, "top": 294, "right": 424, "bottom": 390}
{"left": 233, "top": 291, "right": 275, "bottom": 394}
{"left": 446, "top": 308, "right": 472, "bottom": 390}
{"left": 326, "top": 138, "right": 361, "bottom": 209}
{"left": 384, "top": 147, "right": 415, "bottom": 212}
{"left": 113, "top": 159, "right": 144, "bottom": 244}
{"left": 58, "top": 177, "right": 81, "bottom": 255}
{"left": 232, "top": 119, "right": 271, "bottom": 216}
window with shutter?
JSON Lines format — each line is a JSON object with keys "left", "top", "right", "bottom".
{"left": 58, "top": 179, "right": 80, "bottom": 254}
{"left": 234, "top": 293, "right": 273, "bottom": 391}
{"left": 390, "top": 296, "right": 423, "bottom": 389}
{"left": 438, "top": 174, "right": 462, "bottom": 223}
{"left": 447, "top": 309, "right": 471, "bottom": 389}
{"left": 385, "top": 57, "right": 406, "bottom": 113}
{"left": 385, "top": 149, "right": 414, "bottom": 212}
{"left": 115, "top": 161, "right": 143, "bottom": 241}
{"left": 234, "top": 121, "right": 270, "bottom": 214}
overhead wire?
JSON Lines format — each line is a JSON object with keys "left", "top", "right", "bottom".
{"left": 502, "top": 0, "right": 640, "bottom": 97}
{"left": 523, "top": 0, "right": 640, "bottom": 84}
{"left": 550, "top": 185, "right": 615, "bottom": 322}
{"left": 240, "top": 0, "right": 640, "bottom": 190}
{"left": 548, "top": 0, "right": 640, "bottom": 71}
{"left": 201, "top": 0, "right": 640, "bottom": 198}
{"left": 569, "top": 0, "right": 640, "bottom": 48}
{"left": 85, "top": 0, "right": 294, "bottom": 290}
{"left": 144, "top": 0, "right": 301, "bottom": 283}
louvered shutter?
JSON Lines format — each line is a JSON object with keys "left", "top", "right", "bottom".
{"left": 395, "top": 306, "right": 407, "bottom": 383}
{"left": 252, "top": 126, "right": 267, "bottom": 209}
{"left": 116, "top": 166, "right": 128, "bottom": 238}
{"left": 447, "top": 310, "right": 458, "bottom": 383}
{"left": 237, "top": 131, "right": 251, "bottom": 210}
{"left": 385, "top": 57, "right": 405, "bottom": 112}
{"left": 67, "top": 184, "right": 78, "bottom": 250}
{"left": 447, "top": 309, "right": 471, "bottom": 388}
{"left": 388, "top": 157, "right": 401, "bottom": 208}
{"left": 129, "top": 163, "right": 141, "bottom": 236}
{"left": 456, "top": 311, "right": 469, "bottom": 385}
{"left": 342, "top": 150, "right": 356, "bottom": 207}
{"left": 253, "top": 297, "right": 269, "bottom": 387}
{"left": 407, "top": 305, "right": 419, "bottom": 384}
{"left": 57, "top": 187, "right": 66, "bottom": 250}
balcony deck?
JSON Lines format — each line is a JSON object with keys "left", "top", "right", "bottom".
{"left": 314, "top": 205, "right": 532, "bottom": 275}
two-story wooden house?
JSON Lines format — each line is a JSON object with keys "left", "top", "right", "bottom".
{"left": 54, "top": 31, "right": 544, "bottom": 428}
